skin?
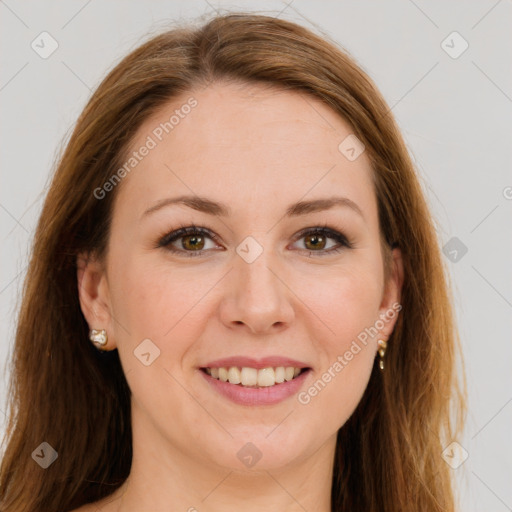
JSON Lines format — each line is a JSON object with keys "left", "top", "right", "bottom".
{"left": 76, "top": 80, "right": 403, "bottom": 512}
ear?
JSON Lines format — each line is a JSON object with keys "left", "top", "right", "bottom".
{"left": 77, "top": 252, "right": 117, "bottom": 349}
{"left": 377, "top": 247, "right": 404, "bottom": 339}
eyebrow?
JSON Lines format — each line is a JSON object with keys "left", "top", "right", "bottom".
{"left": 142, "top": 194, "right": 365, "bottom": 220}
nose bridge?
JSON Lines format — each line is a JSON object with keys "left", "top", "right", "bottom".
{"left": 221, "top": 234, "right": 294, "bottom": 332}
{"left": 235, "top": 236, "right": 282, "bottom": 301}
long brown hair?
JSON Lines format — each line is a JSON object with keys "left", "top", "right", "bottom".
{"left": 0, "top": 12, "right": 466, "bottom": 511}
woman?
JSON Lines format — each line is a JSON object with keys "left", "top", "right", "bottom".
{"left": 0, "top": 12, "right": 466, "bottom": 512}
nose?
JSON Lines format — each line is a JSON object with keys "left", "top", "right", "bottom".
{"left": 218, "top": 246, "right": 295, "bottom": 335}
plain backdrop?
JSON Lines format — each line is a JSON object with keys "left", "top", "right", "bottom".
{"left": 1, "top": 1, "right": 511, "bottom": 510}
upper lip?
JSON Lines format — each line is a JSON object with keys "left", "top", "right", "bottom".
{"left": 201, "top": 356, "right": 311, "bottom": 370}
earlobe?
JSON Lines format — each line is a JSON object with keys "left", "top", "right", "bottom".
{"left": 76, "top": 252, "right": 115, "bottom": 347}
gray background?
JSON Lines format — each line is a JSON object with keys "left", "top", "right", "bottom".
{"left": 1, "top": 1, "right": 511, "bottom": 510}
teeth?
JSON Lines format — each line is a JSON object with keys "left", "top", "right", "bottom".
{"left": 274, "top": 366, "right": 285, "bottom": 383}
{"left": 227, "top": 366, "right": 241, "bottom": 384}
{"left": 257, "top": 367, "right": 275, "bottom": 387}
{"left": 240, "top": 367, "right": 258, "bottom": 386}
{"left": 204, "top": 366, "right": 305, "bottom": 387}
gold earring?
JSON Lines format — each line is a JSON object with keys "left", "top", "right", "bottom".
{"left": 89, "top": 329, "right": 108, "bottom": 351}
{"left": 377, "top": 339, "right": 387, "bottom": 370}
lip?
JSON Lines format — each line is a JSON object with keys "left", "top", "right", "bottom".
{"left": 199, "top": 367, "right": 312, "bottom": 406}
{"left": 200, "top": 356, "right": 311, "bottom": 370}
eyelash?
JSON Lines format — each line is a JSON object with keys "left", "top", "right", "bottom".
{"left": 156, "top": 222, "right": 353, "bottom": 258}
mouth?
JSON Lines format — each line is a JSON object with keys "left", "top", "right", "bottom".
{"left": 199, "top": 366, "right": 311, "bottom": 388}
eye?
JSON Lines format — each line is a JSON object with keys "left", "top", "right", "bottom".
{"left": 157, "top": 224, "right": 221, "bottom": 257}
{"left": 157, "top": 223, "right": 352, "bottom": 258}
{"left": 290, "top": 225, "right": 352, "bottom": 257}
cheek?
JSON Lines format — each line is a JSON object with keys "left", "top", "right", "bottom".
{"left": 110, "top": 252, "right": 207, "bottom": 341}
{"left": 297, "top": 345, "right": 375, "bottom": 437}
{"left": 297, "top": 259, "right": 384, "bottom": 345}
{"left": 291, "top": 260, "right": 382, "bottom": 410}
{"left": 293, "top": 266, "right": 381, "bottom": 419}
{"left": 108, "top": 257, "right": 210, "bottom": 418}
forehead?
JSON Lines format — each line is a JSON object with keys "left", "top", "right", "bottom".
{"left": 113, "top": 80, "right": 376, "bottom": 225}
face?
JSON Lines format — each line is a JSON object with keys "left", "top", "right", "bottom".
{"left": 78, "top": 80, "right": 403, "bottom": 473}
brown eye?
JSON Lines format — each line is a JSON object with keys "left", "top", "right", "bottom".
{"left": 181, "top": 234, "right": 206, "bottom": 251}
{"left": 157, "top": 226, "right": 220, "bottom": 257}
{"left": 158, "top": 225, "right": 352, "bottom": 258}
{"left": 292, "top": 227, "right": 352, "bottom": 256}
{"left": 303, "top": 233, "right": 327, "bottom": 251}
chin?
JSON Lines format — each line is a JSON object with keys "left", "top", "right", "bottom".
{"left": 206, "top": 429, "right": 309, "bottom": 472}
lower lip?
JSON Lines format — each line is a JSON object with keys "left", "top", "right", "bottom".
{"left": 199, "top": 368, "right": 312, "bottom": 406}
